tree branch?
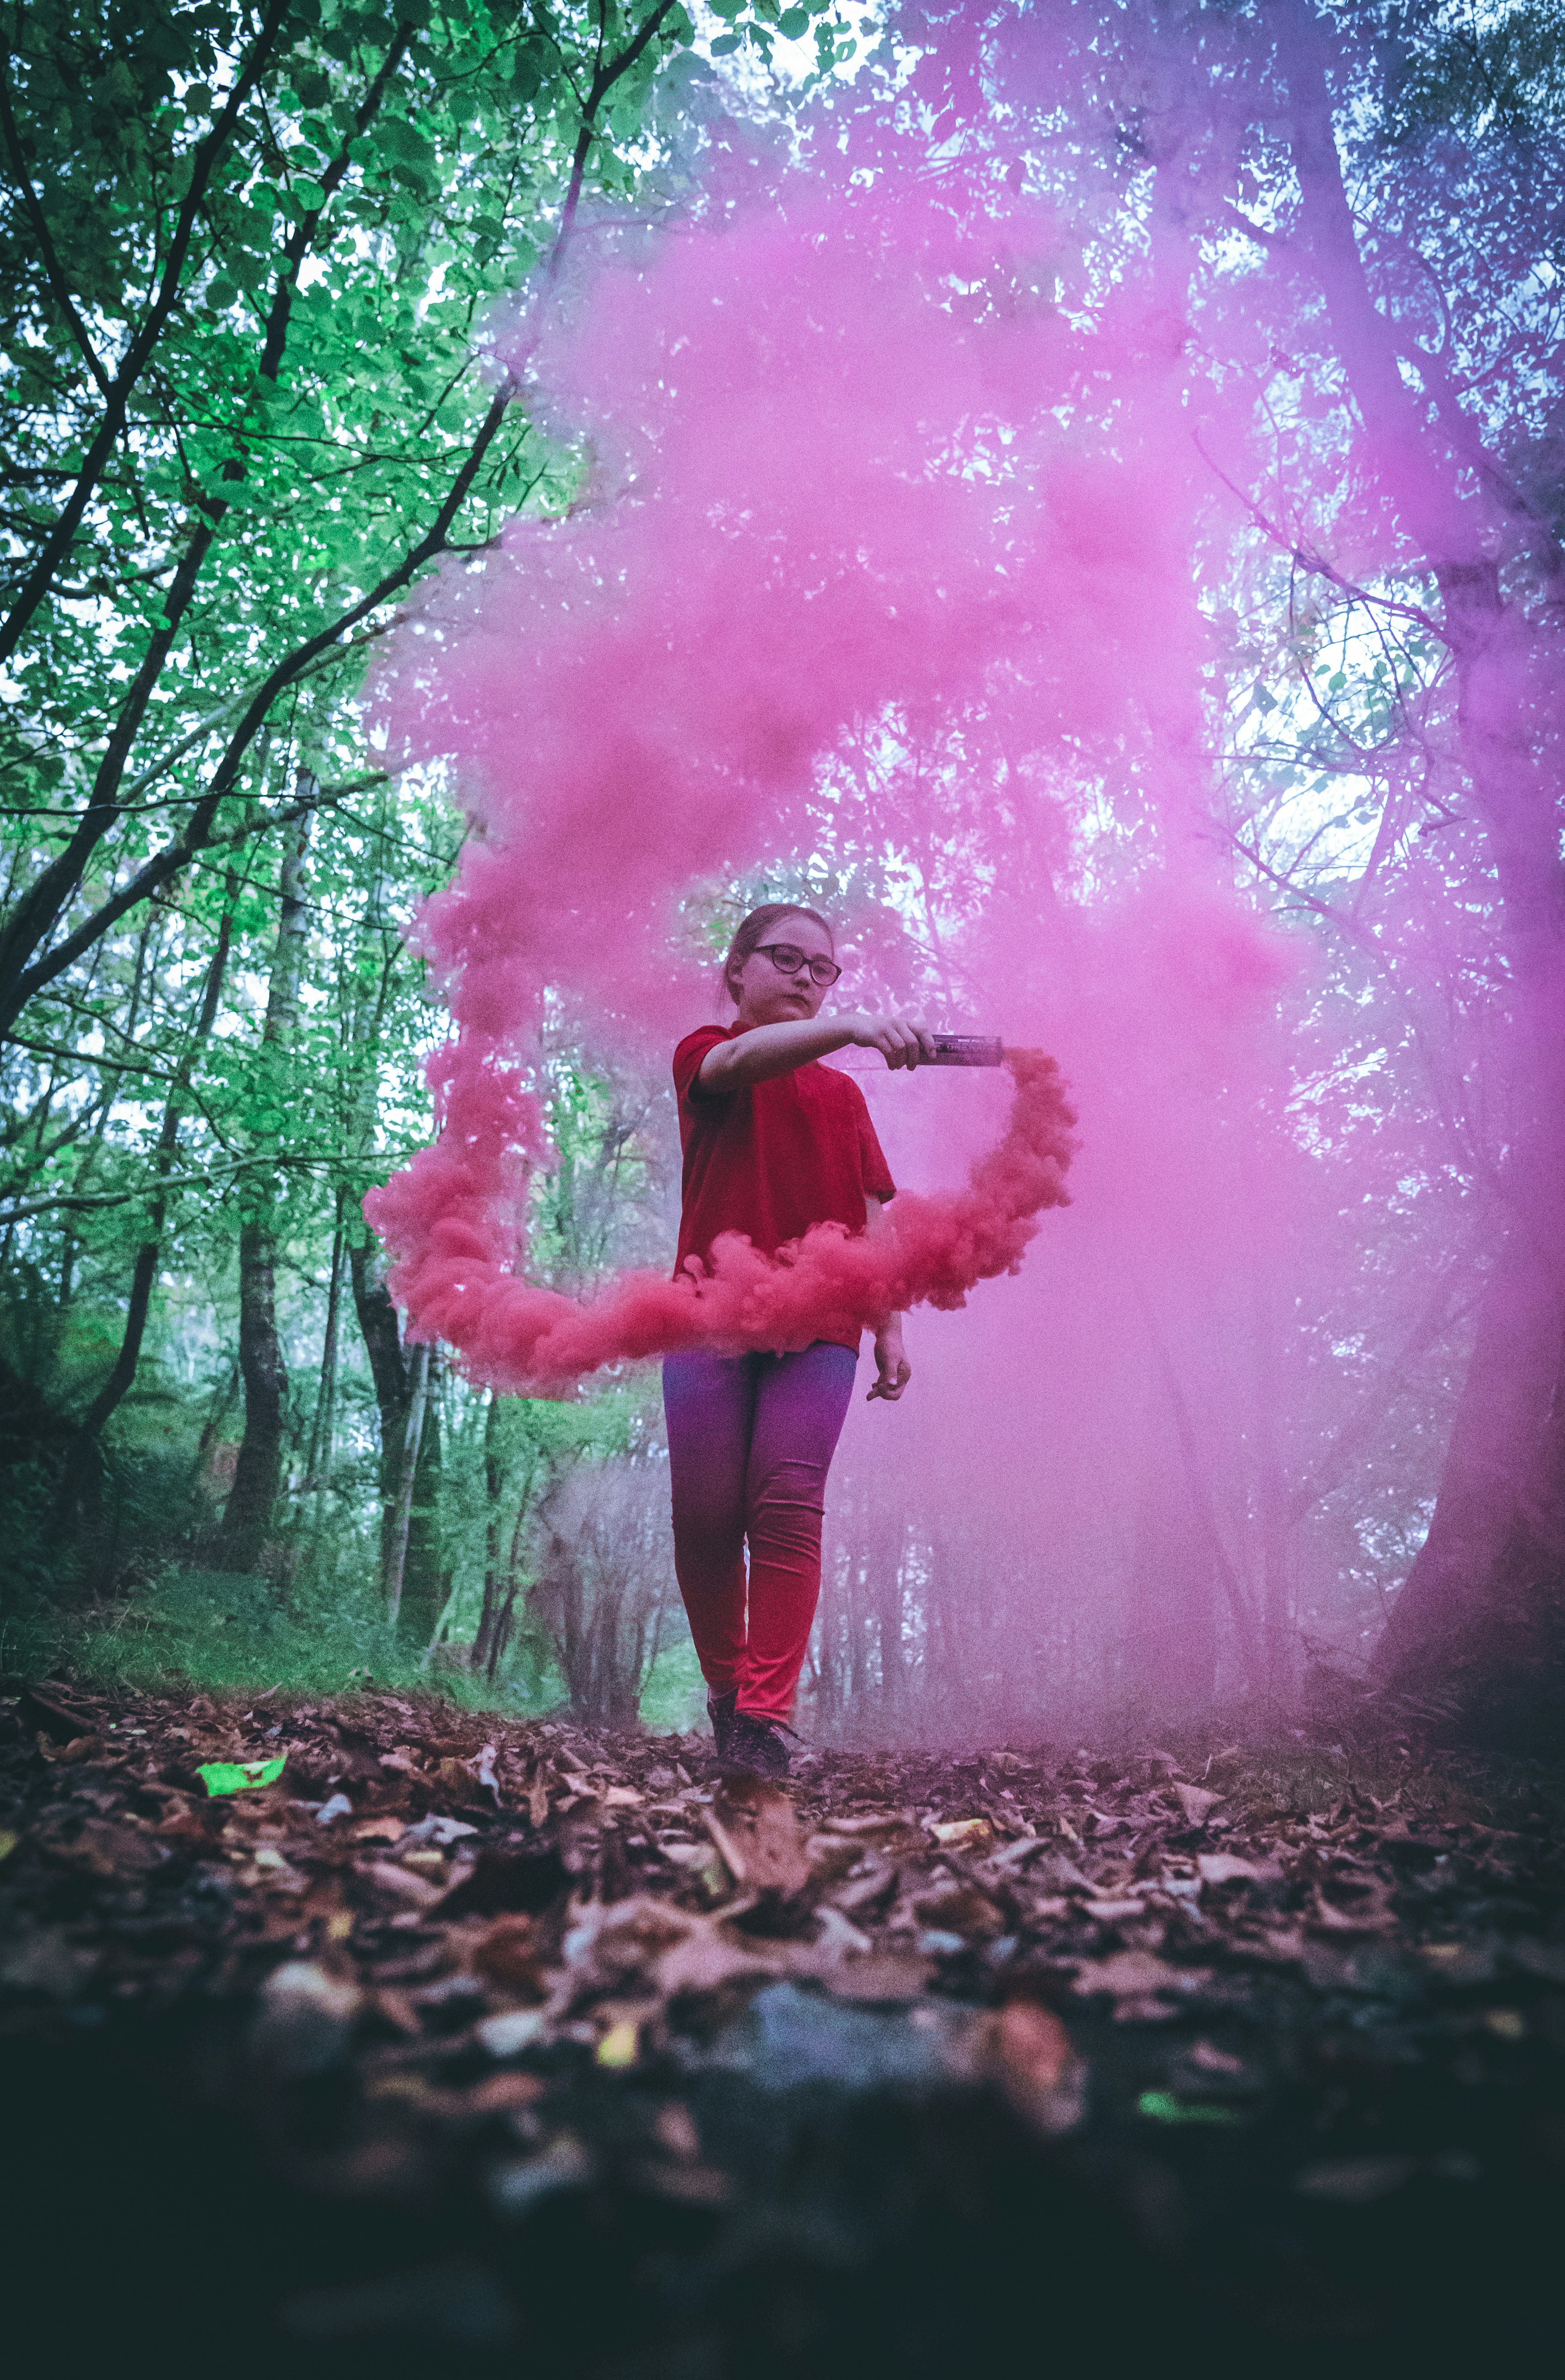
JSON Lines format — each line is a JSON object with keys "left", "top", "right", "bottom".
{"left": 257, "top": 25, "right": 414, "bottom": 384}
{"left": 1218, "top": 197, "right": 1290, "bottom": 255}
{"left": 1191, "top": 428, "right": 1444, "bottom": 638}
{"left": 0, "top": 62, "right": 112, "bottom": 397}
{"left": 554, "top": 1, "right": 676, "bottom": 266}
{"left": 2, "top": 383, "right": 513, "bottom": 1035}
{"left": 0, "top": 0, "right": 293, "bottom": 668}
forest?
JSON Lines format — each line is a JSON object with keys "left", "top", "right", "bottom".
{"left": 3, "top": 0, "right": 1562, "bottom": 1747}
{"left": 2, "top": 0, "right": 1563, "bottom": 2369}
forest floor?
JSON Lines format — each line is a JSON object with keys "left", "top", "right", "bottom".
{"left": 2, "top": 1678, "right": 1563, "bottom": 2377}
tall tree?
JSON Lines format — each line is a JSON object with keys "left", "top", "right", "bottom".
{"left": 59, "top": 884, "right": 236, "bottom": 1514}
{"left": 216, "top": 804, "right": 311, "bottom": 1571}
{"left": 898, "top": 0, "right": 1565, "bottom": 1738}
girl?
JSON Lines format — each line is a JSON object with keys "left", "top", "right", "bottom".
{"left": 664, "top": 902, "right": 935, "bottom": 1778}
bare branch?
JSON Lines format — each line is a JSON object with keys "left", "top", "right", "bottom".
{"left": 1192, "top": 428, "right": 1444, "bottom": 638}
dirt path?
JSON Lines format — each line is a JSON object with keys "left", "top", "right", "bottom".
{"left": 3, "top": 1679, "right": 1562, "bottom": 2373}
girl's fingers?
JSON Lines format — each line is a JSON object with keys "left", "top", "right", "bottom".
{"left": 873, "top": 1014, "right": 935, "bottom": 1068}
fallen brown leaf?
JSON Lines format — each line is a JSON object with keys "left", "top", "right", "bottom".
{"left": 820, "top": 1952, "right": 932, "bottom": 2003}
{"left": 1172, "top": 1784, "right": 1223, "bottom": 1828}
{"left": 927, "top": 1817, "right": 993, "bottom": 1851}
{"left": 39, "top": 1817, "right": 165, "bottom": 1878}
{"left": 359, "top": 1859, "right": 444, "bottom": 1907}
{"left": 914, "top": 1882, "right": 1007, "bottom": 1940}
{"left": 1196, "top": 1852, "right": 1264, "bottom": 1884}
{"left": 470, "top": 1916, "right": 547, "bottom": 1998}
{"left": 653, "top": 1919, "right": 781, "bottom": 1998}
{"left": 703, "top": 1778, "right": 812, "bottom": 1896}
{"left": 1071, "top": 1948, "right": 1214, "bottom": 2008}
{"left": 975, "top": 1998, "right": 1088, "bottom": 2135}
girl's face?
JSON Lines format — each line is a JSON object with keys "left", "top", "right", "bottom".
{"left": 729, "top": 912, "right": 838, "bottom": 1027}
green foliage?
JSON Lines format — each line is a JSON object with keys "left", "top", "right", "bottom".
{"left": 0, "top": 0, "right": 723, "bottom": 1696}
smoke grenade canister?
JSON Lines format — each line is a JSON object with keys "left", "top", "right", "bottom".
{"left": 928, "top": 1034, "right": 1004, "bottom": 1067}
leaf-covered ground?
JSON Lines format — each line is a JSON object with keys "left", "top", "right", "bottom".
{"left": 3, "top": 1679, "right": 1562, "bottom": 2375}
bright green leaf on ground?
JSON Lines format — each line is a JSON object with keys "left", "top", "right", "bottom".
{"left": 197, "top": 1756, "right": 287, "bottom": 1797}
{"left": 1136, "top": 2090, "right": 1243, "bottom": 2127}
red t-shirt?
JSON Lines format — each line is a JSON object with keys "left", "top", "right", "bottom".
{"left": 673, "top": 1024, "right": 896, "bottom": 1351}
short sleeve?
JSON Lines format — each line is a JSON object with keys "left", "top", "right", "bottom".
{"left": 673, "top": 1026, "right": 731, "bottom": 1104}
{"left": 851, "top": 1085, "right": 896, "bottom": 1203}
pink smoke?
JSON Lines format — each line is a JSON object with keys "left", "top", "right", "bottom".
{"left": 368, "top": 1050, "right": 1073, "bottom": 1392}
{"left": 364, "top": 175, "right": 1200, "bottom": 1386}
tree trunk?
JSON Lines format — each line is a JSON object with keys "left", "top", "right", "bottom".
{"left": 61, "top": 900, "right": 235, "bottom": 1516}
{"left": 1124, "top": 1431, "right": 1219, "bottom": 1718}
{"left": 1373, "top": 1248, "right": 1565, "bottom": 1744}
{"left": 1288, "top": 5, "right": 1565, "bottom": 1741}
{"left": 382, "top": 1340, "right": 430, "bottom": 1631}
{"left": 191, "top": 1360, "right": 240, "bottom": 1490}
{"left": 350, "top": 1238, "right": 409, "bottom": 1577}
{"left": 475, "top": 1394, "right": 524, "bottom": 1674}
{"left": 483, "top": 1498, "right": 532, "bottom": 1685}
{"left": 56, "top": 908, "right": 157, "bottom": 1317}
{"left": 349, "top": 1241, "right": 444, "bottom": 1639}
{"left": 303, "top": 1192, "right": 345, "bottom": 1497}
{"left": 216, "top": 805, "right": 311, "bottom": 1572}
{"left": 217, "top": 1216, "right": 289, "bottom": 1573}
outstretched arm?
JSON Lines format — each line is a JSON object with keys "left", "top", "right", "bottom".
{"left": 862, "top": 1194, "right": 910, "bottom": 1403}
{"left": 699, "top": 1010, "right": 935, "bottom": 1090}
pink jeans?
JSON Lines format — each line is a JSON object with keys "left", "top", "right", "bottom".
{"left": 662, "top": 1342, "right": 857, "bottom": 1722}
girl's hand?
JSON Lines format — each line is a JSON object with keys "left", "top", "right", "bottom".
{"left": 867, "top": 1324, "right": 911, "bottom": 1402}
{"left": 846, "top": 1010, "right": 936, "bottom": 1071}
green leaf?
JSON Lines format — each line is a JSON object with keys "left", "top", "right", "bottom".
{"left": 378, "top": 116, "right": 437, "bottom": 171}
{"left": 513, "top": 37, "right": 551, "bottom": 100}
{"left": 197, "top": 1756, "right": 287, "bottom": 1797}
{"left": 1136, "top": 2091, "right": 1243, "bottom": 2126}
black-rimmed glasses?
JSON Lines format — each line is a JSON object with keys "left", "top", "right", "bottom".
{"left": 755, "top": 942, "right": 842, "bottom": 987}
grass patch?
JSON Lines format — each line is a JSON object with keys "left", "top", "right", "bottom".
{"left": 36, "top": 1563, "right": 705, "bottom": 1733}
{"left": 46, "top": 1564, "right": 554, "bottom": 1715}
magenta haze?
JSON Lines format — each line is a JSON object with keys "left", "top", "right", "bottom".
{"left": 364, "top": 175, "right": 1265, "bottom": 1335}
{"left": 361, "top": 163, "right": 1325, "bottom": 1732}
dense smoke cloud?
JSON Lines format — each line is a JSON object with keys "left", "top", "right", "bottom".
{"left": 364, "top": 175, "right": 1204, "bottom": 1381}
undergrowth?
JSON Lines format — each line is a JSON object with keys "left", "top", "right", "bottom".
{"left": 2, "top": 1561, "right": 708, "bottom": 1732}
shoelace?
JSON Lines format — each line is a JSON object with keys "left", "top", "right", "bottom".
{"left": 737, "top": 1715, "right": 804, "bottom": 1745}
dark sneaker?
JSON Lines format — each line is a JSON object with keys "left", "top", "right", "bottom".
{"left": 722, "top": 1711, "right": 794, "bottom": 1780}
{"left": 707, "top": 1688, "right": 739, "bottom": 1762}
